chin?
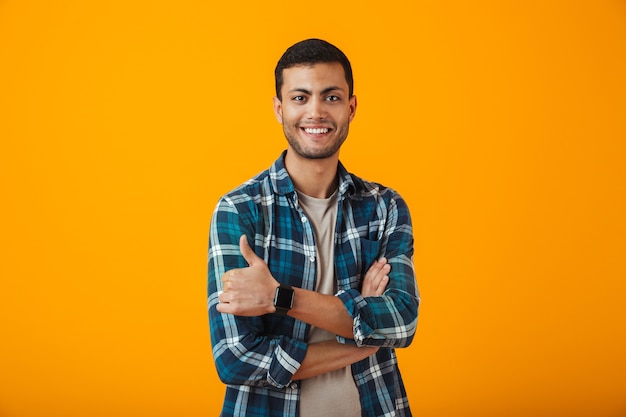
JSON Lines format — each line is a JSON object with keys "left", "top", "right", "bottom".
{"left": 293, "top": 146, "right": 339, "bottom": 160}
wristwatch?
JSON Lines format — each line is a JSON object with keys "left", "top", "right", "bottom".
{"left": 273, "top": 284, "right": 294, "bottom": 316}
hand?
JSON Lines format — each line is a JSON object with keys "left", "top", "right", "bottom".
{"left": 361, "top": 258, "right": 390, "bottom": 297}
{"left": 216, "top": 235, "right": 279, "bottom": 316}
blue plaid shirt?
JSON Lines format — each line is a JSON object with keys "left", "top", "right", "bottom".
{"left": 208, "top": 151, "right": 420, "bottom": 416}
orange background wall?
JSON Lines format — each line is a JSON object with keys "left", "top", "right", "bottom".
{"left": 1, "top": 1, "right": 625, "bottom": 416}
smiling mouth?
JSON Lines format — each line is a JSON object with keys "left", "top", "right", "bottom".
{"left": 303, "top": 127, "right": 330, "bottom": 134}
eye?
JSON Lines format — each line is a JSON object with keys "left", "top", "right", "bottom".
{"left": 292, "top": 95, "right": 306, "bottom": 102}
{"left": 325, "top": 95, "right": 340, "bottom": 102}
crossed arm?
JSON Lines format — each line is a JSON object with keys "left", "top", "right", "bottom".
{"left": 216, "top": 235, "right": 391, "bottom": 380}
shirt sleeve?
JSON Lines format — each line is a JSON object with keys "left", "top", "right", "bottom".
{"left": 336, "top": 192, "right": 420, "bottom": 348}
{"left": 208, "top": 196, "right": 307, "bottom": 389}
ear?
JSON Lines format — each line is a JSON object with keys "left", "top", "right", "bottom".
{"left": 272, "top": 96, "right": 283, "bottom": 124}
{"left": 348, "top": 95, "right": 357, "bottom": 122}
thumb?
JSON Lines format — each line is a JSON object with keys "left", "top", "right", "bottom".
{"left": 239, "top": 235, "right": 260, "bottom": 266}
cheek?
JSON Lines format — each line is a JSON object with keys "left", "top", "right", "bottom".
{"left": 282, "top": 109, "right": 301, "bottom": 126}
{"left": 338, "top": 110, "right": 353, "bottom": 125}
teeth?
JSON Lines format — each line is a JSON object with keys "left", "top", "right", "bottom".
{"left": 304, "top": 128, "right": 329, "bottom": 134}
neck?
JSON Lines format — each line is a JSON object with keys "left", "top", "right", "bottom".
{"left": 284, "top": 149, "right": 339, "bottom": 198}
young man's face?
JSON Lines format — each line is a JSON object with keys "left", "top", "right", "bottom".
{"left": 273, "top": 62, "right": 357, "bottom": 160}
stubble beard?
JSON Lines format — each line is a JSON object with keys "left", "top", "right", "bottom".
{"left": 284, "top": 122, "right": 349, "bottom": 160}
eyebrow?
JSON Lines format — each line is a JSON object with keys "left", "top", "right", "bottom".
{"left": 287, "top": 86, "right": 344, "bottom": 96}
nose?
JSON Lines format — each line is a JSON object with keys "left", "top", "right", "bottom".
{"left": 307, "top": 98, "right": 326, "bottom": 120}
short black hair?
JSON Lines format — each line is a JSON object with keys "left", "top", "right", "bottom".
{"left": 274, "top": 38, "right": 354, "bottom": 100}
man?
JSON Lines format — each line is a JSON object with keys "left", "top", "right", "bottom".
{"left": 208, "top": 38, "right": 419, "bottom": 416}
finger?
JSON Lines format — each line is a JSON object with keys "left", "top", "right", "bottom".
{"left": 362, "top": 260, "right": 390, "bottom": 297}
{"left": 239, "top": 235, "right": 260, "bottom": 266}
{"left": 370, "top": 257, "right": 387, "bottom": 273}
{"left": 363, "top": 260, "right": 384, "bottom": 284}
{"left": 217, "top": 291, "right": 230, "bottom": 311}
{"left": 221, "top": 270, "right": 235, "bottom": 287}
{"left": 370, "top": 263, "right": 391, "bottom": 282}
{"left": 376, "top": 275, "right": 389, "bottom": 296}
{"left": 216, "top": 301, "right": 232, "bottom": 314}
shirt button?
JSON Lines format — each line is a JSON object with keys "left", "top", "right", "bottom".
{"left": 301, "top": 216, "right": 307, "bottom": 223}
{"left": 309, "top": 256, "right": 315, "bottom": 262}
{"left": 290, "top": 382, "right": 299, "bottom": 390}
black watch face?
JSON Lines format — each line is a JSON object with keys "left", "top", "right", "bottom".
{"left": 275, "top": 287, "right": 294, "bottom": 309}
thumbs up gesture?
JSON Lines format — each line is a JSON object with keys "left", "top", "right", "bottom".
{"left": 216, "top": 235, "right": 280, "bottom": 316}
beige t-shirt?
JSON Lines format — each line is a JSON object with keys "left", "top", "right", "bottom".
{"left": 296, "top": 190, "right": 361, "bottom": 417}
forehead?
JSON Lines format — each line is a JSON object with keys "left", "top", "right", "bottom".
{"left": 281, "top": 62, "right": 348, "bottom": 93}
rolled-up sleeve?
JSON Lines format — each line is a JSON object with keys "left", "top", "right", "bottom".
{"left": 208, "top": 197, "right": 307, "bottom": 389}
